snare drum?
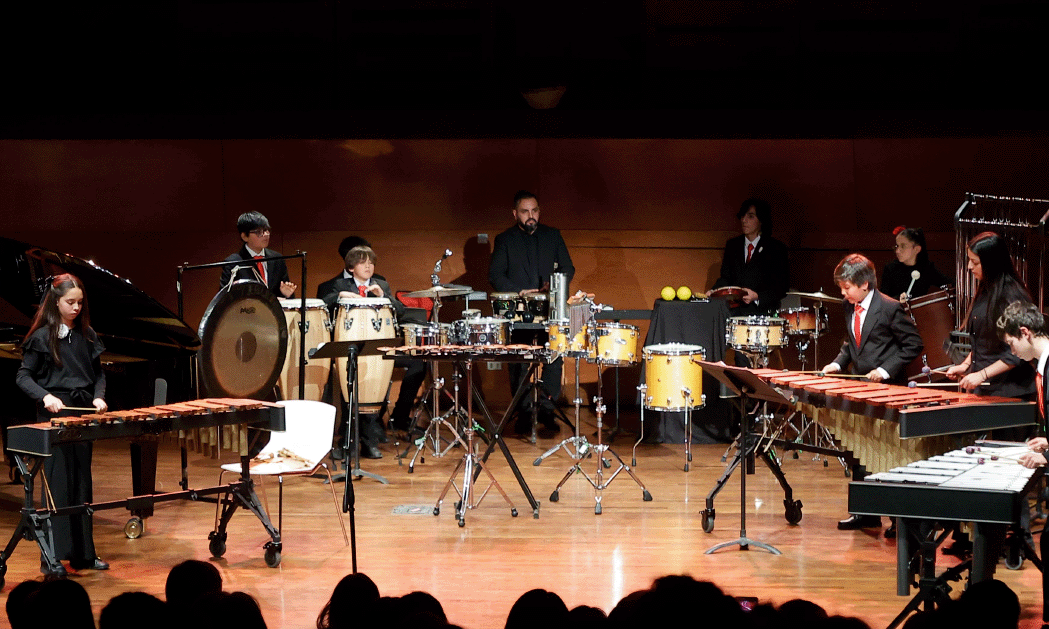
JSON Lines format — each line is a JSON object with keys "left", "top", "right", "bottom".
{"left": 727, "top": 316, "right": 787, "bottom": 351}
{"left": 587, "top": 322, "right": 639, "bottom": 365}
{"left": 277, "top": 298, "right": 332, "bottom": 401}
{"left": 547, "top": 320, "right": 587, "bottom": 356}
{"left": 490, "top": 292, "right": 520, "bottom": 320}
{"left": 642, "top": 343, "right": 706, "bottom": 411}
{"left": 402, "top": 322, "right": 450, "bottom": 347}
{"left": 777, "top": 306, "right": 827, "bottom": 336}
{"left": 334, "top": 297, "right": 398, "bottom": 404}
{"left": 523, "top": 293, "right": 549, "bottom": 323}
{"left": 455, "top": 317, "right": 509, "bottom": 346}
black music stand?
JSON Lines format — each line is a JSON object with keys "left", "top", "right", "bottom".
{"left": 700, "top": 362, "right": 793, "bottom": 555}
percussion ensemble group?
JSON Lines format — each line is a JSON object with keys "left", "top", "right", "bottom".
{"left": 9, "top": 189, "right": 1049, "bottom": 615}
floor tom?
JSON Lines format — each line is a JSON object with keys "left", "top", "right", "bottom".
{"left": 642, "top": 343, "right": 706, "bottom": 411}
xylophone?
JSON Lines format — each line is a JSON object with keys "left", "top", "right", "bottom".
{"left": 847, "top": 442, "right": 1043, "bottom": 626}
{"left": 753, "top": 369, "right": 1038, "bottom": 474}
{"left": 1, "top": 398, "right": 287, "bottom": 583}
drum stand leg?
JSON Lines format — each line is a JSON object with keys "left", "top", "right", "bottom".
{"left": 406, "top": 362, "right": 468, "bottom": 472}
{"left": 548, "top": 364, "right": 651, "bottom": 512}
{"left": 433, "top": 361, "right": 518, "bottom": 527}
{"left": 533, "top": 356, "right": 602, "bottom": 467}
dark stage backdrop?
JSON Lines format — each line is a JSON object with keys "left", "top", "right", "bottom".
{"left": 4, "top": 138, "right": 1048, "bottom": 404}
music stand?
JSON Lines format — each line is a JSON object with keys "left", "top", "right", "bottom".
{"left": 700, "top": 361, "right": 792, "bottom": 555}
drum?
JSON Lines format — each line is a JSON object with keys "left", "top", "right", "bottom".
{"left": 777, "top": 306, "right": 827, "bottom": 336}
{"left": 334, "top": 297, "right": 397, "bottom": 404}
{"left": 642, "top": 343, "right": 706, "bottom": 411}
{"left": 727, "top": 316, "right": 787, "bottom": 351}
{"left": 402, "top": 322, "right": 450, "bottom": 347}
{"left": 903, "top": 287, "right": 956, "bottom": 378}
{"left": 455, "top": 317, "right": 509, "bottom": 346}
{"left": 277, "top": 298, "right": 332, "bottom": 401}
{"left": 462, "top": 309, "right": 482, "bottom": 320}
{"left": 523, "top": 293, "right": 549, "bottom": 323}
{"left": 587, "top": 322, "right": 640, "bottom": 365}
{"left": 490, "top": 292, "right": 520, "bottom": 320}
{"left": 547, "top": 320, "right": 588, "bottom": 356}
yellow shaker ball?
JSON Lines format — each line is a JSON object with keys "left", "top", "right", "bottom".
{"left": 677, "top": 286, "right": 692, "bottom": 301}
{"left": 660, "top": 286, "right": 676, "bottom": 301}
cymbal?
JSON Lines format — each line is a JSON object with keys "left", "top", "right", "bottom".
{"left": 404, "top": 284, "right": 473, "bottom": 299}
{"left": 788, "top": 290, "right": 843, "bottom": 304}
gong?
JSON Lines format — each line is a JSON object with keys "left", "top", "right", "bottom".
{"left": 197, "top": 280, "right": 288, "bottom": 399}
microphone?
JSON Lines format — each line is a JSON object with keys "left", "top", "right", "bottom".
{"left": 905, "top": 270, "right": 920, "bottom": 298}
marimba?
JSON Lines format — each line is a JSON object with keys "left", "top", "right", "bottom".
{"left": 0, "top": 399, "right": 286, "bottom": 583}
{"left": 847, "top": 442, "right": 1042, "bottom": 627}
{"left": 754, "top": 370, "right": 1037, "bottom": 473}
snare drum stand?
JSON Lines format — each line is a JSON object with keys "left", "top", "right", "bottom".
{"left": 406, "top": 362, "right": 468, "bottom": 472}
{"left": 547, "top": 363, "right": 652, "bottom": 513}
{"left": 433, "top": 360, "right": 518, "bottom": 526}
{"left": 533, "top": 354, "right": 605, "bottom": 468}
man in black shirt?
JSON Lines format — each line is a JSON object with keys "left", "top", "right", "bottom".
{"left": 489, "top": 190, "right": 575, "bottom": 432}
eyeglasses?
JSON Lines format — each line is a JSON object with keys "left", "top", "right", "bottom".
{"left": 250, "top": 228, "right": 271, "bottom": 236}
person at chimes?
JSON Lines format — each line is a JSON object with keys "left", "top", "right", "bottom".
{"left": 821, "top": 254, "right": 923, "bottom": 533}
{"left": 15, "top": 274, "right": 109, "bottom": 573}
{"left": 488, "top": 190, "right": 574, "bottom": 434}
{"left": 880, "top": 225, "right": 951, "bottom": 301}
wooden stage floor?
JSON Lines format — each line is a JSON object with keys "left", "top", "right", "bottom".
{"left": 0, "top": 411, "right": 1044, "bottom": 628}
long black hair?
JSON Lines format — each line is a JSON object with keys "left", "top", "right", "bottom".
{"left": 23, "top": 273, "right": 95, "bottom": 367}
{"left": 893, "top": 225, "right": 931, "bottom": 266}
{"left": 967, "top": 231, "right": 1030, "bottom": 341}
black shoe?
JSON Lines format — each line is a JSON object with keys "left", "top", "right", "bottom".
{"left": 537, "top": 410, "right": 560, "bottom": 432}
{"left": 361, "top": 444, "right": 383, "bottom": 460}
{"left": 884, "top": 521, "right": 897, "bottom": 539}
{"left": 837, "top": 514, "right": 882, "bottom": 530}
{"left": 942, "top": 538, "right": 973, "bottom": 557}
{"left": 70, "top": 557, "right": 109, "bottom": 571}
{"left": 40, "top": 561, "right": 67, "bottom": 577}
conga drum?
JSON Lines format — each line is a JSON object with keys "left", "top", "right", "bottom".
{"left": 277, "top": 298, "right": 332, "bottom": 401}
{"left": 334, "top": 297, "right": 398, "bottom": 405}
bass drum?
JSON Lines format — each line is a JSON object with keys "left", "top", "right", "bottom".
{"left": 198, "top": 280, "right": 287, "bottom": 399}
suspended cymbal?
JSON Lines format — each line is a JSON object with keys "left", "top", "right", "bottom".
{"left": 788, "top": 290, "right": 843, "bottom": 304}
{"left": 197, "top": 280, "right": 288, "bottom": 399}
{"left": 404, "top": 284, "right": 473, "bottom": 299}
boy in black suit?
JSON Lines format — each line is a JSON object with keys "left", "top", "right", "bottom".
{"left": 219, "top": 212, "right": 297, "bottom": 298}
{"left": 821, "top": 254, "right": 922, "bottom": 531}
{"left": 710, "top": 198, "right": 789, "bottom": 316}
{"left": 997, "top": 301, "right": 1049, "bottom": 468}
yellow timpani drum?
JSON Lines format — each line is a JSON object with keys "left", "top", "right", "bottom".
{"left": 642, "top": 343, "right": 706, "bottom": 411}
{"left": 547, "top": 320, "right": 588, "bottom": 357}
{"left": 334, "top": 297, "right": 397, "bottom": 405}
{"left": 727, "top": 316, "right": 787, "bottom": 352}
{"left": 277, "top": 298, "right": 332, "bottom": 401}
{"left": 587, "top": 322, "right": 640, "bottom": 366}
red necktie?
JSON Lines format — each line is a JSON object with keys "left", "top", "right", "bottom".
{"left": 254, "top": 255, "right": 267, "bottom": 285}
{"left": 358, "top": 284, "right": 367, "bottom": 297}
{"left": 854, "top": 305, "right": 863, "bottom": 347}
{"left": 746, "top": 243, "right": 754, "bottom": 263}
{"left": 1037, "top": 371, "right": 1045, "bottom": 422}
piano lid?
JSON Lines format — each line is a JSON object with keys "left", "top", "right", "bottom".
{"left": 0, "top": 237, "right": 200, "bottom": 357}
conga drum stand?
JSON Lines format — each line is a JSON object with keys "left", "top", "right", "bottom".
{"left": 433, "top": 360, "right": 518, "bottom": 527}
{"left": 547, "top": 363, "right": 651, "bottom": 513}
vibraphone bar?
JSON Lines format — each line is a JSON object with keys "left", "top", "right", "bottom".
{"left": 847, "top": 442, "right": 1043, "bottom": 628}
{"left": 0, "top": 399, "right": 286, "bottom": 584}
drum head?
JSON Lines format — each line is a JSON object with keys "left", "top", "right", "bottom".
{"left": 198, "top": 280, "right": 288, "bottom": 398}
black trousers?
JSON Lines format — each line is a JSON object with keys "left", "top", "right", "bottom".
{"left": 43, "top": 441, "right": 96, "bottom": 563}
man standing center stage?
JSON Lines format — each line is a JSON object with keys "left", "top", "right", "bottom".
{"left": 488, "top": 190, "right": 575, "bottom": 433}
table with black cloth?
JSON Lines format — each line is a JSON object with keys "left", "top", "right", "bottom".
{"left": 641, "top": 299, "right": 734, "bottom": 444}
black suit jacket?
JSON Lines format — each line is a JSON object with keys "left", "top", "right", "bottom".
{"left": 488, "top": 223, "right": 574, "bottom": 292}
{"left": 220, "top": 246, "right": 292, "bottom": 298}
{"left": 317, "top": 271, "right": 386, "bottom": 310}
{"left": 832, "top": 290, "right": 923, "bottom": 383}
{"left": 712, "top": 234, "right": 789, "bottom": 316}
{"left": 317, "top": 276, "right": 405, "bottom": 320}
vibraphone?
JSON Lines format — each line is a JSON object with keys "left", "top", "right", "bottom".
{"left": 754, "top": 370, "right": 1037, "bottom": 474}
{"left": 847, "top": 442, "right": 1043, "bottom": 628}
{"left": 1, "top": 398, "right": 286, "bottom": 583}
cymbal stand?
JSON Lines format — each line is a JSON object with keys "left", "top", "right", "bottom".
{"left": 547, "top": 362, "right": 652, "bottom": 513}
{"left": 406, "top": 362, "right": 468, "bottom": 473}
{"left": 433, "top": 359, "right": 518, "bottom": 527}
{"left": 533, "top": 354, "right": 603, "bottom": 467}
